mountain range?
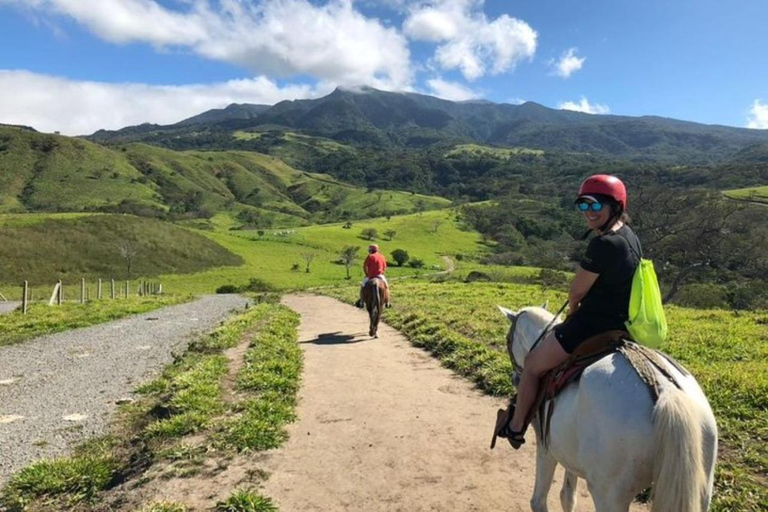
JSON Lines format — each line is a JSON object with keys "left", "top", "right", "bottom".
{"left": 89, "top": 86, "right": 768, "bottom": 163}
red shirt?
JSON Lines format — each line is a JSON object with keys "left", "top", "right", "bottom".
{"left": 364, "top": 253, "right": 387, "bottom": 278}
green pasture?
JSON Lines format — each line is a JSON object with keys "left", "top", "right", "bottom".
{"left": 724, "top": 185, "right": 768, "bottom": 204}
{"left": 445, "top": 144, "right": 545, "bottom": 159}
{"left": 324, "top": 279, "right": 767, "bottom": 511}
{"left": 160, "top": 209, "right": 484, "bottom": 295}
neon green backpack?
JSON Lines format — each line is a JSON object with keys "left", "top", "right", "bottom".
{"left": 622, "top": 236, "right": 667, "bottom": 348}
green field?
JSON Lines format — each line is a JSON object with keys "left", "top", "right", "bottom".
{"left": 162, "top": 209, "right": 483, "bottom": 294}
{"left": 445, "top": 144, "right": 545, "bottom": 159}
{"left": 724, "top": 185, "right": 768, "bottom": 204}
{"left": 324, "top": 279, "right": 767, "bottom": 512}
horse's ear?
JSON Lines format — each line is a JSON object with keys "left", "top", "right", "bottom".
{"left": 497, "top": 306, "right": 518, "bottom": 323}
{"left": 541, "top": 300, "right": 549, "bottom": 311}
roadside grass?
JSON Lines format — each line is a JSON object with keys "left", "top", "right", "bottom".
{"left": 323, "top": 279, "right": 768, "bottom": 511}
{"left": 215, "top": 488, "right": 277, "bottom": 512}
{"left": 0, "top": 296, "right": 188, "bottom": 347}
{"left": 0, "top": 299, "right": 301, "bottom": 511}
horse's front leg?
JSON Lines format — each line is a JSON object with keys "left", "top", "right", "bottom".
{"left": 559, "top": 470, "right": 577, "bottom": 512}
{"left": 530, "top": 443, "right": 557, "bottom": 512}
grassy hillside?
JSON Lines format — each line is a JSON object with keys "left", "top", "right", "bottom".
{"left": 0, "top": 127, "right": 158, "bottom": 213}
{"left": 0, "top": 214, "right": 242, "bottom": 285}
{"left": 324, "top": 278, "right": 768, "bottom": 512}
{"left": 724, "top": 185, "right": 768, "bottom": 204}
{"left": 445, "top": 144, "right": 544, "bottom": 159}
{"left": 161, "top": 209, "right": 483, "bottom": 294}
{"left": 0, "top": 126, "right": 450, "bottom": 223}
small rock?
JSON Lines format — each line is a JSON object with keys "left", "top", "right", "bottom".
{"left": 63, "top": 413, "right": 88, "bottom": 422}
{"left": 115, "top": 397, "right": 134, "bottom": 405}
{"left": 0, "top": 415, "right": 24, "bottom": 424}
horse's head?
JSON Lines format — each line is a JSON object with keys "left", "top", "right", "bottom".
{"left": 498, "top": 303, "right": 560, "bottom": 387}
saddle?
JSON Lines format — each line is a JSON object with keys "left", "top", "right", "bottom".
{"left": 491, "top": 331, "right": 688, "bottom": 450}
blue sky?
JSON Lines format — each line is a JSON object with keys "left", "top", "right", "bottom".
{"left": 0, "top": 0, "right": 766, "bottom": 135}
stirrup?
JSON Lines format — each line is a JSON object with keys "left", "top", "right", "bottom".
{"left": 491, "top": 404, "right": 525, "bottom": 450}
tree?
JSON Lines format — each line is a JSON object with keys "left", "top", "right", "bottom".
{"left": 301, "top": 252, "right": 317, "bottom": 273}
{"left": 339, "top": 245, "right": 360, "bottom": 279}
{"left": 631, "top": 187, "right": 756, "bottom": 303}
{"left": 392, "top": 249, "right": 410, "bottom": 267}
{"left": 384, "top": 229, "right": 397, "bottom": 241}
{"left": 361, "top": 228, "right": 378, "bottom": 241}
{"left": 114, "top": 241, "right": 138, "bottom": 278}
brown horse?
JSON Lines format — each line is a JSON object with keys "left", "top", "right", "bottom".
{"left": 361, "top": 277, "right": 389, "bottom": 338}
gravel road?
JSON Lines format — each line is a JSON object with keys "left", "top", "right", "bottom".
{"left": 0, "top": 302, "right": 19, "bottom": 315}
{"left": 0, "top": 294, "right": 249, "bottom": 485}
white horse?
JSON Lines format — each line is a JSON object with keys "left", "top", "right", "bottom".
{"left": 499, "top": 305, "right": 718, "bottom": 512}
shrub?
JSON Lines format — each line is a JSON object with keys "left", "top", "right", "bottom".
{"left": 391, "top": 249, "right": 409, "bottom": 267}
{"left": 241, "top": 278, "right": 274, "bottom": 293}
{"left": 465, "top": 271, "right": 491, "bottom": 282}
{"left": 408, "top": 258, "right": 425, "bottom": 269}
{"left": 216, "top": 284, "right": 239, "bottom": 294}
{"left": 536, "top": 269, "right": 569, "bottom": 290}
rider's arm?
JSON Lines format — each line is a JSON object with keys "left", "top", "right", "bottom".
{"left": 568, "top": 267, "right": 599, "bottom": 315}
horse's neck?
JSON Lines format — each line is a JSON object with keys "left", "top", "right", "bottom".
{"left": 518, "top": 309, "right": 554, "bottom": 354}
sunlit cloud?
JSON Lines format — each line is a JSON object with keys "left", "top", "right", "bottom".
{"left": 746, "top": 100, "right": 768, "bottom": 129}
{"left": 0, "top": 70, "right": 324, "bottom": 135}
{"left": 404, "top": 0, "right": 537, "bottom": 81}
{"left": 558, "top": 96, "right": 610, "bottom": 115}
{"left": 551, "top": 48, "right": 585, "bottom": 78}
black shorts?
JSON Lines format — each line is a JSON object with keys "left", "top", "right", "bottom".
{"left": 553, "top": 311, "right": 626, "bottom": 354}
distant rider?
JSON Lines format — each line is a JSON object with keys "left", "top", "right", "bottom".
{"left": 356, "top": 244, "right": 391, "bottom": 308}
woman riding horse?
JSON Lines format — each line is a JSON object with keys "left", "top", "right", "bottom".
{"left": 499, "top": 174, "right": 641, "bottom": 447}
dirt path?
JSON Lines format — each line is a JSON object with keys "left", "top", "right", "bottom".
{"left": 265, "top": 294, "right": 646, "bottom": 511}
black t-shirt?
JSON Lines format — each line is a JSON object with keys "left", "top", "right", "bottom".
{"left": 578, "top": 225, "right": 642, "bottom": 321}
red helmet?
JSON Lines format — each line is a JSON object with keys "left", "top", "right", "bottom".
{"left": 577, "top": 175, "right": 627, "bottom": 210}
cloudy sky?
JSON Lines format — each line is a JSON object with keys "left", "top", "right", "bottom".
{"left": 0, "top": 0, "right": 766, "bottom": 135}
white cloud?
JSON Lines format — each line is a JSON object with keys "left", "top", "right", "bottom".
{"left": 551, "top": 48, "right": 585, "bottom": 78}
{"left": 426, "top": 77, "right": 479, "bottom": 101}
{"left": 0, "top": 70, "right": 322, "bottom": 135}
{"left": 404, "top": 0, "right": 537, "bottom": 81}
{"left": 558, "top": 97, "right": 610, "bottom": 115}
{"left": 747, "top": 100, "right": 768, "bottom": 129}
{"left": 0, "top": 0, "right": 413, "bottom": 90}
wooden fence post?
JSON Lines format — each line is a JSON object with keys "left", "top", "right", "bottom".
{"left": 58, "top": 280, "right": 63, "bottom": 305}
{"left": 80, "top": 278, "right": 85, "bottom": 304}
{"left": 111, "top": 279, "right": 115, "bottom": 299}
{"left": 98, "top": 279, "right": 102, "bottom": 300}
{"left": 22, "top": 281, "right": 28, "bottom": 314}
{"left": 125, "top": 281, "right": 129, "bottom": 298}
{"left": 49, "top": 282, "right": 60, "bottom": 306}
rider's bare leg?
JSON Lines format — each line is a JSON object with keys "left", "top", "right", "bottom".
{"left": 509, "top": 333, "right": 569, "bottom": 434}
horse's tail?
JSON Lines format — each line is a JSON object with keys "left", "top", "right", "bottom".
{"left": 651, "top": 387, "right": 708, "bottom": 512}
{"left": 372, "top": 280, "right": 379, "bottom": 311}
